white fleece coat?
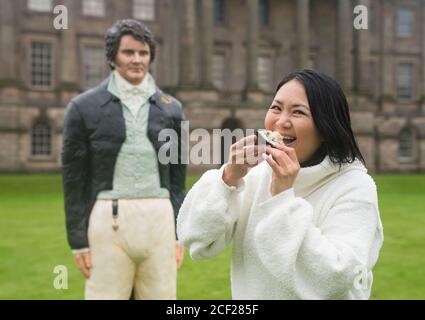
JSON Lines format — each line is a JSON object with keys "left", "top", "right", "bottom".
{"left": 177, "top": 156, "right": 384, "bottom": 300}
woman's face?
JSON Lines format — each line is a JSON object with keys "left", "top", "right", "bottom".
{"left": 264, "top": 79, "right": 323, "bottom": 164}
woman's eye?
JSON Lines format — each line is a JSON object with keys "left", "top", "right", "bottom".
{"left": 293, "top": 110, "right": 305, "bottom": 115}
{"left": 270, "top": 105, "right": 281, "bottom": 111}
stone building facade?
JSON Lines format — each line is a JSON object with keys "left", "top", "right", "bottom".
{"left": 0, "top": 0, "right": 424, "bottom": 173}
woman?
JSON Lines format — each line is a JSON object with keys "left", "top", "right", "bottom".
{"left": 177, "top": 69, "right": 384, "bottom": 299}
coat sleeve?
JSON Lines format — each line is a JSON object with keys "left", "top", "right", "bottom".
{"left": 177, "top": 166, "right": 245, "bottom": 259}
{"left": 169, "top": 103, "right": 187, "bottom": 232}
{"left": 61, "top": 101, "right": 91, "bottom": 250}
{"left": 253, "top": 181, "right": 383, "bottom": 299}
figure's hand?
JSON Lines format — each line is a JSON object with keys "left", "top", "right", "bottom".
{"left": 263, "top": 145, "right": 300, "bottom": 196}
{"left": 74, "top": 251, "right": 92, "bottom": 279}
{"left": 176, "top": 243, "right": 185, "bottom": 270}
{"left": 222, "top": 135, "right": 265, "bottom": 187}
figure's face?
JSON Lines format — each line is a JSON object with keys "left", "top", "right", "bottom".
{"left": 112, "top": 35, "right": 151, "bottom": 85}
{"left": 264, "top": 79, "right": 323, "bottom": 163}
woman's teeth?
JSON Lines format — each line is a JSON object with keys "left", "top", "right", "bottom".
{"left": 283, "top": 138, "right": 296, "bottom": 146}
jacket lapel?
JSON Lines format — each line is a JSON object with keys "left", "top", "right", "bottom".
{"left": 96, "top": 77, "right": 126, "bottom": 141}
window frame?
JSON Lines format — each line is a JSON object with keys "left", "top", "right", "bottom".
{"left": 82, "top": 0, "right": 106, "bottom": 17}
{"left": 398, "top": 127, "right": 416, "bottom": 163}
{"left": 257, "top": 55, "right": 274, "bottom": 93}
{"left": 213, "top": 0, "right": 225, "bottom": 25}
{"left": 259, "top": 0, "right": 270, "bottom": 27}
{"left": 28, "top": 39, "right": 56, "bottom": 90}
{"left": 27, "top": 0, "right": 53, "bottom": 12}
{"left": 396, "top": 63, "right": 414, "bottom": 102}
{"left": 396, "top": 7, "right": 415, "bottom": 38}
{"left": 133, "top": 0, "right": 156, "bottom": 21}
{"left": 212, "top": 52, "right": 226, "bottom": 90}
{"left": 30, "top": 120, "right": 53, "bottom": 158}
{"left": 81, "top": 45, "right": 108, "bottom": 90}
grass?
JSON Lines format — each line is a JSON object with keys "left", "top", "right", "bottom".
{"left": 369, "top": 175, "right": 425, "bottom": 299}
{"left": 0, "top": 173, "right": 424, "bottom": 299}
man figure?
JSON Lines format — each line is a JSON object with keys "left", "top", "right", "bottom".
{"left": 62, "top": 19, "right": 186, "bottom": 299}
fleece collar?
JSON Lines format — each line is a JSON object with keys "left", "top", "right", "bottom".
{"left": 263, "top": 156, "right": 367, "bottom": 198}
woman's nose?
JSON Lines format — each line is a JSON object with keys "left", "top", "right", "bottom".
{"left": 276, "top": 114, "right": 291, "bottom": 128}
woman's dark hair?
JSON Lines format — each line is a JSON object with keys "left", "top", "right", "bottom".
{"left": 276, "top": 69, "right": 365, "bottom": 166}
{"left": 105, "top": 19, "right": 156, "bottom": 70}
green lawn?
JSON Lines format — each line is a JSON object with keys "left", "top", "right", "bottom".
{"left": 0, "top": 173, "right": 424, "bottom": 299}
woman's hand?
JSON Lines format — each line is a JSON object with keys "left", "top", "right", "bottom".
{"left": 222, "top": 135, "right": 264, "bottom": 187}
{"left": 263, "top": 145, "right": 300, "bottom": 196}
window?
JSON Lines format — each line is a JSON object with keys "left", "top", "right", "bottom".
{"left": 133, "top": 0, "right": 155, "bottom": 21}
{"left": 31, "top": 122, "right": 51, "bottom": 156}
{"left": 259, "top": 0, "right": 269, "bottom": 27}
{"left": 212, "top": 53, "right": 225, "bottom": 89}
{"left": 83, "top": 47, "right": 107, "bottom": 89}
{"left": 82, "top": 0, "right": 105, "bottom": 17}
{"left": 398, "top": 128, "right": 414, "bottom": 161}
{"left": 31, "top": 42, "right": 52, "bottom": 87}
{"left": 214, "top": 0, "right": 225, "bottom": 25}
{"left": 397, "top": 8, "right": 414, "bottom": 37}
{"left": 396, "top": 63, "right": 413, "bottom": 100}
{"left": 258, "top": 56, "right": 273, "bottom": 92}
{"left": 28, "top": 0, "right": 52, "bottom": 12}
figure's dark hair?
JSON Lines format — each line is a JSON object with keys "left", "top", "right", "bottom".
{"left": 276, "top": 69, "right": 365, "bottom": 165}
{"left": 105, "top": 19, "right": 156, "bottom": 69}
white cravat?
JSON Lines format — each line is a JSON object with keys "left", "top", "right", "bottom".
{"left": 114, "top": 71, "right": 151, "bottom": 117}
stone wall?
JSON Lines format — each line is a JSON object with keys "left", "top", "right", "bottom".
{"left": 1, "top": 0, "right": 425, "bottom": 173}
